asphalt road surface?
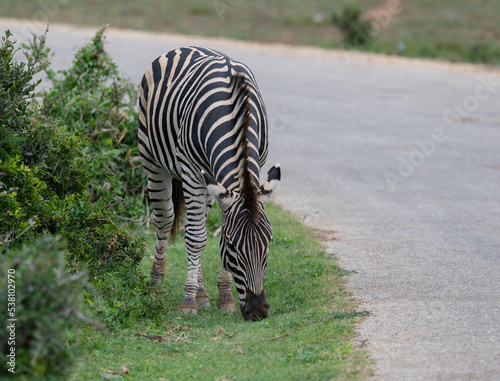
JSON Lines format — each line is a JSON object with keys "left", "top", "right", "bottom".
{"left": 3, "top": 19, "right": 500, "bottom": 380}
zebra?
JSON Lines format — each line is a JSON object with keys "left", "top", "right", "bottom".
{"left": 138, "top": 46, "right": 281, "bottom": 321}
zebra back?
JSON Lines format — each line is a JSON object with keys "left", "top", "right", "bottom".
{"left": 139, "top": 47, "right": 268, "bottom": 193}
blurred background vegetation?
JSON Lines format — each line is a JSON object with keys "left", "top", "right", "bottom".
{"left": 1, "top": 0, "right": 499, "bottom": 64}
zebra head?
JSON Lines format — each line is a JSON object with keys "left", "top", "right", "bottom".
{"left": 203, "top": 164, "right": 281, "bottom": 320}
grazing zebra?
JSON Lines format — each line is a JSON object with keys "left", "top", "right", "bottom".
{"left": 138, "top": 46, "right": 281, "bottom": 321}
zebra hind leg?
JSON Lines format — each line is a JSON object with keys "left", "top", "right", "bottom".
{"left": 216, "top": 267, "right": 236, "bottom": 312}
{"left": 195, "top": 195, "right": 215, "bottom": 308}
{"left": 148, "top": 172, "right": 174, "bottom": 292}
{"left": 178, "top": 211, "right": 205, "bottom": 315}
{"left": 178, "top": 172, "right": 211, "bottom": 315}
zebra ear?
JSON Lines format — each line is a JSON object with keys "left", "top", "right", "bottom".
{"left": 202, "top": 170, "right": 234, "bottom": 211}
{"left": 259, "top": 164, "right": 281, "bottom": 206}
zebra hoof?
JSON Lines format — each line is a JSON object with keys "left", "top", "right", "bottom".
{"left": 196, "top": 297, "right": 210, "bottom": 308}
{"left": 179, "top": 299, "right": 198, "bottom": 315}
{"left": 216, "top": 302, "right": 237, "bottom": 312}
{"left": 196, "top": 290, "right": 210, "bottom": 308}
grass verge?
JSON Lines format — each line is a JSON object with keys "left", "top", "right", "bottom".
{"left": 69, "top": 203, "right": 370, "bottom": 380}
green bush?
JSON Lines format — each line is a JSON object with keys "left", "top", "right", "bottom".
{"left": 41, "top": 27, "right": 147, "bottom": 220}
{"left": 0, "top": 237, "right": 89, "bottom": 380}
{"left": 0, "top": 123, "right": 92, "bottom": 248}
{"left": 22, "top": 121, "right": 91, "bottom": 197}
{"left": 0, "top": 30, "right": 48, "bottom": 160}
{"left": 332, "top": 5, "right": 373, "bottom": 47}
{"left": 1, "top": 28, "right": 148, "bottom": 338}
{"left": 0, "top": 150, "right": 144, "bottom": 276}
{"left": 467, "top": 42, "right": 500, "bottom": 64}
{"left": 0, "top": 28, "right": 145, "bottom": 270}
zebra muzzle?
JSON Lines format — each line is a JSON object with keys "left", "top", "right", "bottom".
{"left": 241, "top": 290, "right": 270, "bottom": 321}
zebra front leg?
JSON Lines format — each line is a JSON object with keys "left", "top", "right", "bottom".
{"left": 216, "top": 267, "right": 236, "bottom": 312}
{"left": 148, "top": 173, "right": 174, "bottom": 291}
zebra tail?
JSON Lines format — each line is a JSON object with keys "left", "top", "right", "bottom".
{"left": 170, "top": 178, "right": 185, "bottom": 243}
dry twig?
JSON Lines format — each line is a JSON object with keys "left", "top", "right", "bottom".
{"left": 137, "top": 331, "right": 191, "bottom": 344}
{"left": 269, "top": 333, "right": 290, "bottom": 341}
{"left": 163, "top": 331, "right": 190, "bottom": 343}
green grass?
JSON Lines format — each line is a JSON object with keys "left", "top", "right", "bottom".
{"left": 1, "top": 0, "right": 500, "bottom": 64}
{"left": 68, "top": 203, "right": 370, "bottom": 380}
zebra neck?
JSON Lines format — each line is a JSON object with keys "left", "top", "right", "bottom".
{"left": 211, "top": 142, "right": 260, "bottom": 193}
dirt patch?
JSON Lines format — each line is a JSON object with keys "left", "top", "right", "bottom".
{"left": 314, "top": 229, "right": 341, "bottom": 243}
{"left": 363, "top": 0, "right": 406, "bottom": 30}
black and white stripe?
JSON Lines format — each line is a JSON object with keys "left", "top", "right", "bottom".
{"left": 139, "top": 46, "right": 280, "bottom": 320}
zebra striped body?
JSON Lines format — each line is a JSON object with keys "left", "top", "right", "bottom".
{"left": 138, "top": 46, "right": 280, "bottom": 320}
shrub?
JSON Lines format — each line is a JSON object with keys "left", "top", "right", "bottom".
{"left": 22, "top": 121, "right": 91, "bottom": 197}
{"left": 332, "top": 5, "right": 373, "bottom": 47}
{"left": 0, "top": 30, "right": 49, "bottom": 160}
{"left": 0, "top": 29, "right": 145, "bottom": 273}
{"left": 0, "top": 236, "right": 89, "bottom": 380}
{"left": 0, "top": 123, "right": 92, "bottom": 249}
{"left": 467, "top": 42, "right": 500, "bottom": 64}
{"left": 0, "top": 29, "right": 61, "bottom": 249}
{"left": 41, "top": 27, "right": 147, "bottom": 221}
{"left": 0, "top": 150, "right": 145, "bottom": 276}
{"left": 1, "top": 27, "right": 154, "bottom": 340}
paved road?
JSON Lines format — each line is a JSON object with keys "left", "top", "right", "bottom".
{"left": 4, "top": 19, "right": 500, "bottom": 380}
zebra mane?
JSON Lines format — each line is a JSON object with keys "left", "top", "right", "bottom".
{"left": 231, "top": 72, "right": 260, "bottom": 222}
